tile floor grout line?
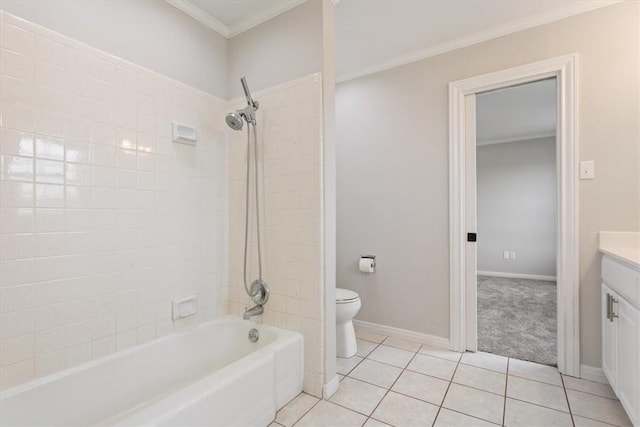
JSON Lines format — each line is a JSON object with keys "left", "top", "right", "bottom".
{"left": 338, "top": 354, "right": 366, "bottom": 377}
{"left": 560, "top": 374, "right": 576, "bottom": 427}
{"left": 343, "top": 374, "right": 395, "bottom": 391}
{"left": 379, "top": 337, "right": 422, "bottom": 353}
{"left": 331, "top": 334, "right": 626, "bottom": 427}
{"left": 431, "top": 348, "right": 463, "bottom": 427}
{"left": 339, "top": 334, "right": 418, "bottom": 425}
{"left": 367, "top": 351, "right": 416, "bottom": 369}
{"left": 382, "top": 388, "right": 449, "bottom": 409}
{"left": 339, "top": 339, "right": 384, "bottom": 375}
{"left": 505, "top": 395, "right": 574, "bottom": 414}
{"left": 566, "top": 413, "right": 626, "bottom": 427}
{"left": 502, "top": 358, "right": 509, "bottom": 426}
{"left": 327, "top": 399, "right": 376, "bottom": 419}
{"left": 364, "top": 338, "right": 422, "bottom": 425}
{"left": 447, "top": 379, "right": 508, "bottom": 398}
{"left": 289, "top": 395, "right": 322, "bottom": 427}
{"left": 368, "top": 415, "right": 393, "bottom": 426}
{"left": 460, "top": 362, "right": 536, "bottom": 378}
{"left": 442, "top": 407, "right": 503, "bottom": 426}
{"left": 356, "top": 334, "right": 386, "bottom": 345}
{"left": 565, "top": 389, "right": 618, "bottom": 400}
{"left": 507, "top": 371, "right": 566, "bottom": 387}
{"left": 343, "top": 374, "right": 503, "bottom": 415}
{"left": 402, "top": 366, "right": 461, "bottom": 384}
{"left": 561, "top": 384, "right": 620, "bottom": 400}
{"left": 458, "top": 360, "right": 509, "bottom": 374}
{"left": 354, "top": 354, "right": 414, "bottom": 371}
{"left": 512, "top": 374, "right": 614, "bottom": 422}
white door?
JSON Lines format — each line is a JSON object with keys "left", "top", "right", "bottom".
{"left": 464, "top": 94, "right": 478, "bottom": 351}
{"left": 450, "top": 56, "right": 579, "bottom": 375}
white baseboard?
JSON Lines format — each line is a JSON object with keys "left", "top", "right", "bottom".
{"left": 579, "top": 364, "right": 609, "bottom": 384}
{"left": 478, "top": 271, "right": 557, "bottom": 282}
{"left": 353, "top": 319, "right": 450, "bottom": 349}
{"left": 323, "top": 375, "right": 340, "bottom": 399}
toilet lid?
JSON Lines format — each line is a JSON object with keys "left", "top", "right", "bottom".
{"left": 336, "top": 288, "right": 359, "bottom": 302}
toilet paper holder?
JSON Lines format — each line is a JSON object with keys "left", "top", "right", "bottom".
{"left": 360, "top": 255, "right": 376, "bottom": 273}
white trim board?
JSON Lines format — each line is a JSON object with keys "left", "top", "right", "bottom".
{"left": 228, "top": 0, "right": 307, "bottom": 37}
{"left": 336, "top": 1, "right": 618, "bottom": 83}
{"left": 322, "top": 375, "right": 340, "bottom": 400}
{"left": 165, "top": 0, "right": 306, "bottom": 39}
{"left": 449, "top": 54, "right": 580, "bottom": 377}
{"left": 477, "top": 271, "right": 557, "bottom": 282}
{"left": 165, "top": 0, "right": 229, "bottom": 37}
{"left": 580, "top": 365, "right": 609, "bottom": 384}
{"left": 353, "top": 319, "right": 450, "bottom": 350}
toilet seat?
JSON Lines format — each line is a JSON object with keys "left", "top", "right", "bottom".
{"left": 336, "top": 288, "right": 359, "bottom": 303}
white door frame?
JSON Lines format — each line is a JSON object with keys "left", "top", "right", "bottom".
{"left": 448, "top": 54, "right": 580, "bottom": 377}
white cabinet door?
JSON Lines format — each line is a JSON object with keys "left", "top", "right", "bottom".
{"left": 615, "top": 294, "right": 640, "bottom": 425}
{"left": 602, "top": 284, "right": 617, "bottom": 388}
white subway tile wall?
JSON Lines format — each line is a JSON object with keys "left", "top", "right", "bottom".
{"left": 0, "top": 12, "right": 229, "bottom": 389}
{"left": 227, "top": 74, "right": 325, "bottom": 398}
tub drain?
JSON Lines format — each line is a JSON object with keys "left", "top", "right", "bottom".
{"left": 248, "top": 328, "right": 259, "bottom": 342}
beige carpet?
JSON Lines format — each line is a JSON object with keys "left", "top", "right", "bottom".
{"left": 477, "top": 275, "right": 557, "bottom": 366}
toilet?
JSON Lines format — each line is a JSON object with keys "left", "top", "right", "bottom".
{"left": 335, "top": 288, "right": 361, "bottom": 358}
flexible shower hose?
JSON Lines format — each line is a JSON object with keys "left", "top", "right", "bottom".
{"left": 243, "top": 124, "right": 263, "bottom": 297}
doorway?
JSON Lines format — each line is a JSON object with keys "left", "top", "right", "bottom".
{"left": 448, "top": 55, "right": 580, "bottom": 377}
{"left": 475, "top": 79, "right": 558, "bottom": 365}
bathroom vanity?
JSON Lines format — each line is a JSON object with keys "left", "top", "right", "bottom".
{"left": 600, "top": 232, "right": 640, "bottom": 426}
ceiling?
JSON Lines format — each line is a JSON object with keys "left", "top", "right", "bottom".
{"left": 167, "top": 0, "right": 618, "bottom": 81}
{"left": 476, "top": 78, "right": 556, "bottom": 145}
{"left": 166, "top": 0, "right": 305, "bottom": 38}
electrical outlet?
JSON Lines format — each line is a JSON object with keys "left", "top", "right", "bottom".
{"left": 510, "top": 251, "right": 516, "bottom": 259}
{"left": 504, "top": 251, "right": 510, "bottom": 260}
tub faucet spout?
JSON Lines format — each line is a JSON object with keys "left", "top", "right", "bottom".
{"left": 243, "top": 304, "right": 264, "bottom": 320}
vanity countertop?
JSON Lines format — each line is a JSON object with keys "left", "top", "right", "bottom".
{"left": 599, "top": 231, "right": 640, "bottom": 271}
{"left": 600, "top": 247, "right": 640, "bottom": 270}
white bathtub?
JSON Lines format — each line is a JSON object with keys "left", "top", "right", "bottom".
{"left": 0, "top": 316, "right": 303, "bottom": 427}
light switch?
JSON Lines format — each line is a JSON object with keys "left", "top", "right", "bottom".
{"left": 504, "top": 251, "right": 510, "bottom": 260}
{"left": 580, "top": 161, "right": 595, "bottom": 179}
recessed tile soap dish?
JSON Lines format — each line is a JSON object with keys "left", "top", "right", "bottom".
{"left": 172, "top": 122, "right": 197, "bottom": 145}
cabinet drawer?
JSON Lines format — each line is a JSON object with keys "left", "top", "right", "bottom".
{"left": 603, "top": 255, "right": 640, "bottom": 308}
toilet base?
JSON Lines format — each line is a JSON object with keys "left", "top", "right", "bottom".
{"left": 336, "top": 320, "right": 357, "bottom": 358}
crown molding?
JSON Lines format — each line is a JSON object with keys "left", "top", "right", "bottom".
{"left": 166, "top": 0, "right": 306, "bottom": 39}
{"left": 336, "top": 0, "right": 620, "bottom": 83}
{"left": 477, "top": 131, "right": 556, "bottom": 146}
{"left": 166, "top": 0, "right": 230, "bottom": 38}
{"left": 227, "top": 0, "right": 307, "bottom": 38}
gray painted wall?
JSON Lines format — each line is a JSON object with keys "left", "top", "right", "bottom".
{"left": 0, "top": 0, "right": 228, "bottom": 97}
{"left": 0, "top": 0, "right": 323, "bottom": 100}
{"left": 228, "top": 0, "right": 323, "bottom": 99}
{"left": 336, "top": 2, "right": 639, "bottom": 367}
{"left": 477, "top": 138, "right": 557, "bottom": 277}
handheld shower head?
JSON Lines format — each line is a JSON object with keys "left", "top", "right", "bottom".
{"left": 241, "top": 77, "right": 254, "bottom": 107}
{"left": 226, "top": 112, "right": 244, "bottom": 131}
{"left": 225, "top": 78, "right": 259, "bottom": 130}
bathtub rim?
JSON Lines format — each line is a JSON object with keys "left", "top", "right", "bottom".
{"left": 0, "top": 315, "right": 301, "bottom": 399}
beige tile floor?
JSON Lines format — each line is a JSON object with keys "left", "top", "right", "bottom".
{"left": 270, "top": 330, "right": 632, "bottom": 427}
